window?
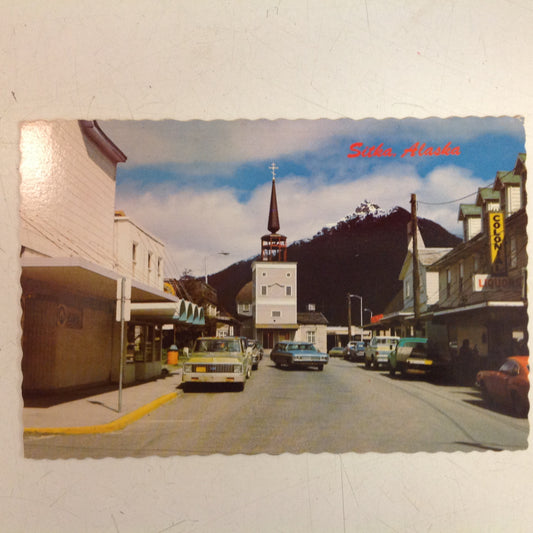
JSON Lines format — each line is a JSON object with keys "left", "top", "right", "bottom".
{"left": 148, "top": 252, "right": 153, "bottom": 271}
{"left": 157, "top": 257, "right": 163, "bottom": 277}
{"left": 286, "top": 285, "right": 292, "bottom": 296}
{"left": 510, "top": 236, "right": 518, "bottom": 268}
{"left": 459, "top": 261, "right": 464, "bottom": 293}
{"left": 272, "top": 310, "right": 281, "bottom": 317}
{"left": 473, "top": 254, "right": 479, "bottom": 273}
{"left": 261, "top": 285, "right": 267, "bottom": 296}
{"left": 446, "top": 269, "right": 451, "bottom": 298}
{"left": 307, "top": 330, "right": 316, "bottom": 344}
{"left": 132, "top": 242, "right": 138, "bottom": 263}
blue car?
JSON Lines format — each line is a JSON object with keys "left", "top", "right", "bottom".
{"left": 270, "top": 341, "right": 329, "bottom": 371}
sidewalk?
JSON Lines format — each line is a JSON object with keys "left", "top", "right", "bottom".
{"left": 23, "top": 369, "right": 183, "bottom": 435}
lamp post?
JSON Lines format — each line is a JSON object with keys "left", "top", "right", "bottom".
{"left": 347, "top": 293, "right": 363, "bottom": 342}
{"left": 364, "top": 308, "right": 373, "bottom": 323}
{"left": 204, "top": 252, "right": 230, "bottom": 284}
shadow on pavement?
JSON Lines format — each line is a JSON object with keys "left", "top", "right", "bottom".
{"left": 23, "top": 374, "right": 173, "bottom": 408}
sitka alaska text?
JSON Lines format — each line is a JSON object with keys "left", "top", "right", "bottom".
{"left": 347, "top": 141, "right": 461, "bottom": 158}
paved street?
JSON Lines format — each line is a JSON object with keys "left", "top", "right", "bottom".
{"left": 24, "top": 357, "right": 528, "bottom": 459}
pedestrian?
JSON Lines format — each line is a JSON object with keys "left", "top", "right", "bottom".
{"left": 458, "top": 339, "right": 472, "bottom": 385}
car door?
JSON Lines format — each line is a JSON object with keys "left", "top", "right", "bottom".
{"left": 492, "top": 359, "right": 518, "bottom": 403}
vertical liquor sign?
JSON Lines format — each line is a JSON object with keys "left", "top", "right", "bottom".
{"left": 489, "top": 212, "right": 506, "bottom": 275}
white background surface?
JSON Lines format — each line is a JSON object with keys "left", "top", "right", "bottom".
{"left": 1, "top": 2, "right": 532, "bottom": 531}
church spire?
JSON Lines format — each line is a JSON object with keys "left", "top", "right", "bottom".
{"left": 267, "top": 162, "right": 280, "bottom": 234}
{"left": 261, "top": 162, "right": 287, "bottom": 261}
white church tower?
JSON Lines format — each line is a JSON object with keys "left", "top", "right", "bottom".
{"left": 252, "top": 163, "right": 298, "bottom": 349}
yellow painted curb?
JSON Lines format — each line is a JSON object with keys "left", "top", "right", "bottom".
{"left": 24, "top": 391, "right": 178, "bottom": 435}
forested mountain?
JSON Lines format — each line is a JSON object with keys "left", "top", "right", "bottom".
{"left": 209, "top": 202, "right": 461, "bottom": 326}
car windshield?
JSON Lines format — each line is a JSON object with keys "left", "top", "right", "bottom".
{"left": 194, "top": 339, "right": 241, "bottom": 353}
{"left": 499, "top": 359, "right": 519, "bottom": 375}
{"left": 286, "top": 343, "right": 316, "bottom": 351}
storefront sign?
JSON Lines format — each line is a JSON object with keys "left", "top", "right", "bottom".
{"left": 473, "top": 274, "right": 522, "bottom": 292}
{"left": 488, "top": 212, "right": 506, "bottom": 274}
{"left": 57, "top": 304, "right": 83, "bottom": 329}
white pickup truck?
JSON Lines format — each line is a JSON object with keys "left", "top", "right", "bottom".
{"left": 364, "top": 335, "right": 400, "bottom": 369}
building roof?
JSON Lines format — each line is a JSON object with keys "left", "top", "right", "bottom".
{"left": 418, "top": 248, "right": 453, "bottom": 266}
{"left": 475, "top": 187, "right": 500, "bottom": 206}
{"left": 399, "top": 247, "right": 453, "bottom": 279}
{"left": 458, "top": 204, "right": 482, "bottom": 220}
{"left": 79, "top": 120, "right": 127, "bottom": 164}
{"left": 494, "top": 169, "right": 522, "bottom": 188}
{"left": 297, "top": 311, "right": 329, "bottom": 325}
{"left": 236, "top": 280, "right": 253, "bottom": 303}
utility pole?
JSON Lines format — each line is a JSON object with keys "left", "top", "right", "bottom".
{"left": 410, "top": 193, "right": 421, "bottom": 332}
{"left": 347, "top": 292, "right": 352, "bottom": 343}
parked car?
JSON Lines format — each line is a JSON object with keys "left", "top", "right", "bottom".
{"left": 182, "top": 336, "right": 252, "bottom": 390}
{"left": 343, "top": 341, "right": 357, "bottom": 360}
{"left": 342, "top": 341, "right": 365, "bottom": 361}
{"left": 328, "top": 346, "right": 345, "bottom": 357}
{"left": 246, "top": 339, "right": 263, "bottom": 370}
{"left": 476, "top": 356, "right": 529, "bottom": 417}
{"left": 271, "top": 341, "right": 329, "bottom": 371}
{"left": 389, "top": 337, "right": 450, "bottom": 378}
{"left": 364, "top": 335, "right": 400, "bottom": 369}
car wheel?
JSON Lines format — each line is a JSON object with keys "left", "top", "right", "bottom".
{"left": 364, "top": 358, "right": 371, "bottom": 369}
{"left": 512, "top": 391, "right": 529, "bottom": 418}
{"left": 372, "top": 357, "right": 378, "bottom": 370}
{"left": 400, "top": 363, "right": 407, "bottom": 377}
{"left": 236, "top": 382, "right": 245, "bottom": 391}
{"left": 318, "top": 364, "right": 324, "bottom": 371}
{"left": 389, "top": 365, "right": 396, "bottom": 377}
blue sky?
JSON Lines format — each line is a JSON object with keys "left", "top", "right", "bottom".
{"left": 101, "top": 117, "right": 525, "bottom": 279}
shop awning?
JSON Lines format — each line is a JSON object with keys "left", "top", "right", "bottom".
{"left": 255, "top": 323, "right": 299, "bottom": 329}
{"left": 22, "top": 256, "right": 177, "bottom": 302}
{"left": 130, "top": 301, "right": 205, "bottom": 325}
{"left": 21, "top": 256, "right": 204, "bottom": 325}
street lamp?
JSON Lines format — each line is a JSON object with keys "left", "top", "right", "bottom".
{"left": 347, "top": 293, "right": 363, "bottom": 342}
{"left": 204, "top": 251, "right": 230, "bottom": 284}
{"left": 364, "top": 308, "right": 373, "bottom": 323}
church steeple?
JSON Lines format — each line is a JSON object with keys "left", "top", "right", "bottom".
{"left": 267, "top": 162, "right": 280, "bottom": 233}
{"left": 261, "top": 162, "right": 287, "bottom": 261}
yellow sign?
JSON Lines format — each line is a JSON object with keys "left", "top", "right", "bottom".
{"left": 164, "top": 281, "right": 176, "bottom": 295}
{"left": 488, "top": 211, "right": 506, "bottom": 274}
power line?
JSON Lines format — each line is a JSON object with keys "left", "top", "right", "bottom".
{"left": 416, "top": 181, "right": 496, "bottom": 206}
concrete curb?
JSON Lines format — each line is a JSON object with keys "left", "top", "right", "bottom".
{"left": 24, "top": 391, "right": 178, "bottom": 436}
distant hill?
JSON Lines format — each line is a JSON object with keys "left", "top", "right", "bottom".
{"left": 208, "top": 202, "right": 461, "bottom": 326}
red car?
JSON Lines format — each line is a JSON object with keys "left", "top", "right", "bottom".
{"left": 476, "top": 356, "right": 529, "bottom": 418}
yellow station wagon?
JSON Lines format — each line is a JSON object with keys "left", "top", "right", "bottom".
{"left": 182, "top": 336, "right": 252, "bottom": 391}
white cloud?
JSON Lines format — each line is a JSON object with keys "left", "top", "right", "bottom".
{"left": 116, "top": 163, "right": 483, "bottom": 279}
{"left": 415, "top": 165, "right": 486, "bottom": 232}
{"left": 101, "top": 117, "right": 524, "bottom": 169}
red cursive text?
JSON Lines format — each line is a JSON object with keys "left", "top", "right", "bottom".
{"left": 401, "top": 141, "right": 460, "bottom": 158}
{"left": 347, "top": 142, "right": 396, "bottom": 158}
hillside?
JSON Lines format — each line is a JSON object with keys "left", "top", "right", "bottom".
{"left": 209, "top": 203, "right": 461, "bottom": 326}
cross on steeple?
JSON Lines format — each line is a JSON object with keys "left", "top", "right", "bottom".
{"left": 269, "top": 162, "right": 278, "bottom": 181}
